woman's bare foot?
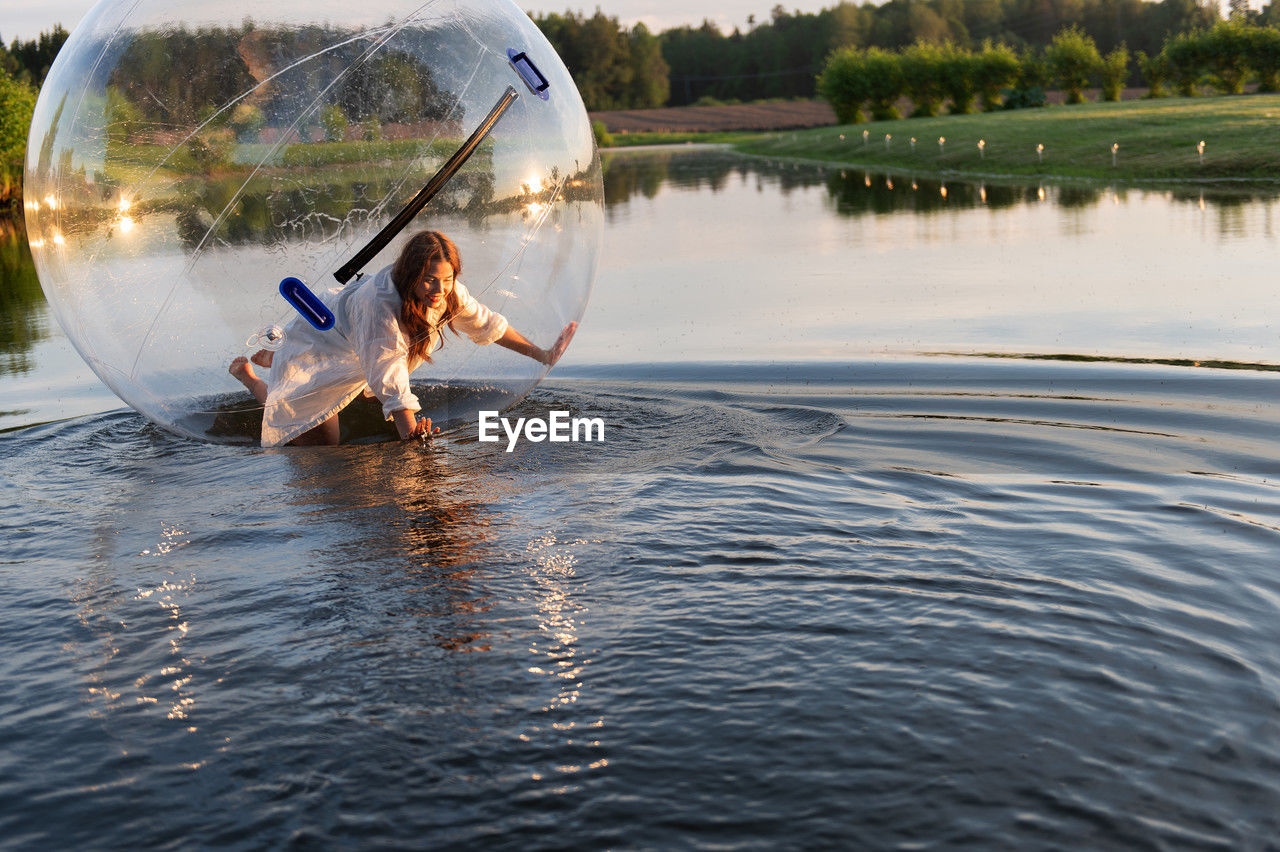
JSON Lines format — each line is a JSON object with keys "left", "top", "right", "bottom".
{"left": 250, "top": 349, "right": 273, "bottom": 368}
{"left": 229, "top": 355, "right": 256, "bottom": 382}
{"left": 229, "top": 356, "right": 269, "bottom": 404}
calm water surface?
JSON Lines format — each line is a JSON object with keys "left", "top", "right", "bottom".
{"left": 3, "top": 149, "right": 1280, "bottom": 847}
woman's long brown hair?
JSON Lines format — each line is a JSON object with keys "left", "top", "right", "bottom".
{"left": 391, "top": 230, "right": 463, "bottom": 363}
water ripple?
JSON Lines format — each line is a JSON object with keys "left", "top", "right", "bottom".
{"left": 3, "top": 360, "right": 1280, "bottom": 846}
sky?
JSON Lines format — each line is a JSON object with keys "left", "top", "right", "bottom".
{"left": 2, "top": 0, "right": 811, "bottom": 45}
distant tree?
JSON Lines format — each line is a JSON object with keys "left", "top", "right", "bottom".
{"left": 0, "top": 41, "right": 16, "bottom": 80}
{"left": 1161, "top": 31, "right": 1206, "bottom": 96}
{"left": 1099, "top": 44, "right": 1130, "bottom": 100}
{"left": 1016, "top": 48, "right": 1052, "bottom": 90}
{"left": 1135, "top": 50, "right": 1170, "bottom": 97}
{"left": 863, "top": 47, "right": 905, "bottom": 119}
{"left": 1046, "top": 25, "right": 1102, "bottom": 103}
{"left": 6, "top": 25, "right": 69, "bottom": 85}
{"left": 1002, "top": 47, "right": 1049, "bottom": 109}
{"left": 817, "top": 46, "right": 868, "bottom": 123}
{"left": 104, "top": 85, "right": 143, "bottom": 146}
{"left": 576, "top": 11, "right": 634, "bottom": 110}
{"left": 973, "top": 41, "right": 1020, "bottom": 110}
{"left": 899, "top": 41, "right": 946, "bottom": 116}
{"left": 0, "top": 67, "right": 36, "bottom": 165}
{"left": 939, "top": 41, "right": 979, "bottom": 114}
{"left": 824, "top": 2, "right": 873, "bottom": 52}
{"left": 1200, "top": 21, "right": 1251, "bottom": 94}
{"left": 539, "top": 10, "right": 671, "bottom": 108}
{"left": 1148, "top": 0, "right": 1219, "bottom": 46}
{"left": 229, "top": 102, "right": 265, "bottom": 142}
{"left": 1246, "top": 25, "right": 1280, "bottom": 91}
{"left": 321, "top": 104, "right": 348, "bottom": 142}
{"left": 627, "top": 23, "right": 670, "bottom": 108}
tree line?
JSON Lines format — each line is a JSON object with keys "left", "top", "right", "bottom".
{"left": 8, "top": 2, "right": 1280, "bottom": 205}
{"left": 530, "top": 1, "right": 1280, "bottom": 108}
{"left": 817, "top": 19, "right": 1280, "bottom": 123}
{"left": 0, "top": 29, "right": 66, "bottom": 205}
{"left": 654, "top": 0, "right": 1230, "bottom": 105}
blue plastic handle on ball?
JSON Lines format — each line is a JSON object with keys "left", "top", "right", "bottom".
{"left": 279, "top": 277, "right": 335, "bottom": 331}
{"left": 507, "top": 49, "right": 550, "bottom": 100}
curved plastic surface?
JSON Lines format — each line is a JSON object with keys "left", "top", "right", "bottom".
{"left": 25, "top": 0, "right": 603, "bottom": 442}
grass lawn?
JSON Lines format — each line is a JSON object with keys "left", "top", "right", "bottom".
{"left": 604, "top": 130, "right": 768, "bottom": 148}
{"left": 731, "top": 95, "right": 1280, "bottom": 182}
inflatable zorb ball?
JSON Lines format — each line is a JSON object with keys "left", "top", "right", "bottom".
{"left": 25, "top": 0, "right": 602, "bottom": 443}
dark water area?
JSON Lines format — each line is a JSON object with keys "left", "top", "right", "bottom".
{"left": 5, "top": 149, "right": 1280, "bottom": 846}
{"left": 4, "top": 361, "right": 1280, "bottom": 848}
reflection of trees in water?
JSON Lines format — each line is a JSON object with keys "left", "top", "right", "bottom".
{"left": 823, "top": 170, "right": 1033, "bottom": 214}
{"left": 170, "top": 153, "right": 599, "bottom": 251}
{"left": 0, "top": 218, "right": 46, "bottom": 377}
{"left": 173, "top": 166, "right": 497, "bottom": 250}
{"left": 1169, "top": 186, "right": 1263, "bottom": 237}
{"left": 1055, "top": 185, "right": 1103, "bottom": 208}
{"left": 601, "top": 149, "right": 800, "bottom": 205}
{"left": 600, "top": 148, "right": 1280, "bottom": 229}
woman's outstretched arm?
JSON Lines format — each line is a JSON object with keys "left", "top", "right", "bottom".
{"left": 495, "top": 322, "right": 577, "bottom": 366}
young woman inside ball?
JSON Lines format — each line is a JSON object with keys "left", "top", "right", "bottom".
{"left": 229, "top": 230, "right": 576, "bottom": 447}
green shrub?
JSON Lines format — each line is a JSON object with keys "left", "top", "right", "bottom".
{"left": 1201, "top": 21, "right": 1251, "bottom": 94}
{"left": 183, "top": 128, "right": 235, "bottom": 174}
{"left": 105, "top": 86, "right": 143, "bottom": 147}
{"left": 974, "top": 42, "right": 1021, "bottom": 111}
{"left": 817, "top": 47, "right": 868, "bottom": 124}
{"left": 592, "top": 119, "right": 614, "bottom": 148}
{"left": 1162, "top": 32, "right": 1205, "bottom": 96}
{"left": 940, "top": 42, "right": 978, "bottom": 114}
{"left": 862, "top": 48, "right": 904, "bottom": 120}
{"left": 230, "top": 103, "right": 266, "bottom": 142}
{"left": 1100, "top": 45, "right": 1130, "bottom": 101}
{"left": 1046, "top": 26, "right": 1102, "bottom": 104}
{"left": 900, "top": 42, "right": 945, "bottom": 118}
{"left": 322, "top": 104, "right": 349, "bottom": 142}
{"left": 1016, "top": 48, "right": 1052, "bottom": 90}
{"left": 1246, "top": 25, "right": 1280, "bottom": 92}
{"left": 0, "top": 69, "right": 35, "bottom": 164}
{"left": 1002, "top": 85, "right": 1046, "bottom": 109}
{"left": 1135, "top": 50, "right": 1169, "bottom": 98}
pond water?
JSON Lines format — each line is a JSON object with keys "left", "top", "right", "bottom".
{"left": 3, "top": 147, "right": 1280, "bottom": 847}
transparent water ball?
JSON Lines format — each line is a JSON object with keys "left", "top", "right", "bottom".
{"left": 25, "top": 0, "right": 602, "bottom": 444}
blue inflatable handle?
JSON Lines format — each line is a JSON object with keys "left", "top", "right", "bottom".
{"left": 279, "top": 277, "right": 335, "bottom": 331}
{"left": 508, "top": 49, "right": 550, "bottom": 100}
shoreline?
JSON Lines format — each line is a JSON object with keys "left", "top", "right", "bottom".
{"left": 733, "top": 94, "right": 1280, "bottom": 183}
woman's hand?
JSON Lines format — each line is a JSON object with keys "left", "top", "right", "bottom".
{"left": 541, "top": 322, "right": 578, "bottom": 366}
{"left": 393, "top": 408, "right": 439, "bottom": 441}
{"left": 496, "top": 321, "right": 578, "bottom": 366}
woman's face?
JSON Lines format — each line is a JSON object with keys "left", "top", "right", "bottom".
{"left": 412, "top": 259, "right": 455, "bottom": 309}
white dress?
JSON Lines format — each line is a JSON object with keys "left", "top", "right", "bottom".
{"left": 261, "top": 266, "right": 508, "bottom": 447}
